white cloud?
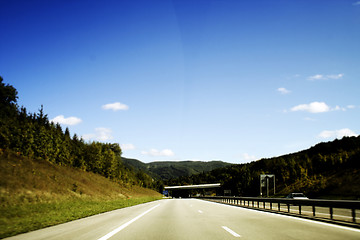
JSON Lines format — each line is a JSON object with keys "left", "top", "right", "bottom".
{"left": 120, "top": 143, "right": 135, "bottom": 151}
{"left": 102, "top": 102, "right": 129, "bottom": 111}
{"left": 347, "top": 105, "right": 356, "bottom": 109}
{"left": 308, "top": 74, "right": 325, "bottom": 81}
{"left": 141, "top": 149, "right": 175, "bottom": 157}
{"left": 307, "top": 73, "right": 344, "bottom": 81}
{"left": 291, "top": 101, "right": 330, "bottom": 113}
{"left": 82, "top": 127, "right": 113, "bottom": 141}
{"left": 277, "top": 87, "right": 291, "bottom": 94}
{"left": 50, "top": 115, "right": 82, "bottom": 125}
{"left": 318, "top": 128, "right": 357, "bottom": 139}
{"left": 353, "top": 1, "right": 360, "bottom": 6}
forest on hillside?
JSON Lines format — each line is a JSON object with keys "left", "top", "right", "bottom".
{"left": 122, "top": 157, "right": 231, "bottom": 180}
{"left": 0, "top": 77, "right": 160, "bottom": 190}
{"left": 165, "top": 136, "right": 360, "bottom": 199}
{"left": 2, "top": 77, "right": 360, "bottom": 199}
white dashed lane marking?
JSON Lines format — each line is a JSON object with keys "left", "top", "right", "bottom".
{"left": 222, "top": 226, "right": 241, "bottom": 238}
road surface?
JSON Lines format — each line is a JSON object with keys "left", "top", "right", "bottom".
{"left": 6, "top": 199, "right": 360, "bottom": 240}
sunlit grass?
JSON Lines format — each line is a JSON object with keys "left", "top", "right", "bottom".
{"left": 0, "top": 196, "right": 161, "bottom": 238}
{"left": 0, "top": 150, "right": 162, "bottom": 238}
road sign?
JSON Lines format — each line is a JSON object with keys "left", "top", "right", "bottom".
{"left": 260, "top": 174, "right": 275, "bottom": 197}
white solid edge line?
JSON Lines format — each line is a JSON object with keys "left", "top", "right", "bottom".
{"left": 97, "top": 204, "right": 160, "bottom": 240}
{"left": 222, "top": 226, "right": 241, "bottom": 237}
{"left": 203, "top": 200, "right": 360, "bottom": 233}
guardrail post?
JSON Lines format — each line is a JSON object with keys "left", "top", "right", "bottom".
{"left": 287, "top": 204, "right": 290, "bottom": 213}
{"left": 278, "top": 203, "right": 280, "bottom": 211}
{"left": 263, "top": 201, "right": 265, "bottom": 209}
{"left": 330, "top": 207, "right": 333, "bottom": 220}
{"left": 299, "top": 205, "right": 302, "bottom": 215}
{"left": 352, "top": 209, "right": 356, "bottom": 223}
{"left": 258, "top": 201, "right": 260, "bottom": 208}
{"left": 270, "top": 202, "right": 272, "bottom": 210}
{"left": 252, "top": 200, "right": 254, "bottom": 207}
{"left": 312, "top": 206, "right": 316, "bottom": 217}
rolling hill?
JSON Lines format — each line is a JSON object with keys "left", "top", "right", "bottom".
{"left": 164, "top": 136, "right": 360, "bottom": 199}
{"left": 122, "top": 157, "right": 231, "bottom": 180}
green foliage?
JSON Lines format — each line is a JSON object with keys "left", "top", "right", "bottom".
{"left": 0, "top": 76, "right": 18, "bottom": 119}
{"left": 0, "top": 77, "right": 159, "bottom": 191}
{"left": 165, "top": 136, "right": 360, "bottom": 198}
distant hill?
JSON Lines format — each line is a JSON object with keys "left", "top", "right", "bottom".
{"left": 122, "top": 157, "right": 232, "bottom": 180}
{"left": 165, "top": 136, "right": 360, "bottom": 199}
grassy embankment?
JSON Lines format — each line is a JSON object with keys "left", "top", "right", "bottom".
{"left": 0, "top": 150, "right": 162, "bottom": 238}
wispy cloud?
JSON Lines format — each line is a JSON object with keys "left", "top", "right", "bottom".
{"left": 50, "top": 115, "right": 82, "bottom": 125}
{"left": 353, "top": 1, "right": 360, "bottom": 6}
{"left": 307, "top": 73, "right": 344, "bottom": 81}
{"left": 304, "top": 117, "right": 317, "bottom": 121}
{"left": 120, "top": 143, "right": 135, "bottom": 151}
{"left": 141, "top": 149, "right": 175, "bottom": 157}
{"left": 327, "top": 74, "right": 344, "bottom": 79}
{"left": 82, "top": 127, "right": 113, "bottom": 141}
{"left": 241, "top": 153, "right": 257, "bottom": 162}
{"left": 277, "top": 87, "right": 291, "bottom": 94}
{"left": 102, "top": 102, "right": 129, "bottom": 111}
{"left": 318, "top": 128, "right": 357, "bottom": 139}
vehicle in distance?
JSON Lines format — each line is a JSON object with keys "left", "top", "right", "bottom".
{"left": 286, "top": 193, "right": 309, "bottom": 199}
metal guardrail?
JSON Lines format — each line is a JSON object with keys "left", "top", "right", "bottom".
{"left": 197, "top": 196, "right": 360, "bottom": 226}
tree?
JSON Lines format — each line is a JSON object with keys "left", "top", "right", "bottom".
{"left": 0, "top": 76, "right": 18, "bottom": 118}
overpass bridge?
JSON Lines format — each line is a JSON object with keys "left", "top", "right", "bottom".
{"left": 164, "top": 183, "right": 221, "bottom": 198}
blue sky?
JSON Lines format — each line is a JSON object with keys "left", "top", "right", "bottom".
{"left": 1, "top": 0, "right": 360, "bottom": 163}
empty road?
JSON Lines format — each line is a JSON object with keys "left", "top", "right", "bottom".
{"left": 6, "top": 199, "right": 360, "bottom": 240}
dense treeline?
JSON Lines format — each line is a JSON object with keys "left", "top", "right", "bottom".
{"left": 122, "top": 157, "right": 231, "bottom": 180}
{"left": 0, "top": 77, "right": 159, "bottom": 189}
{"left": 165, "top": 136, "right": 360, "bottom": 198}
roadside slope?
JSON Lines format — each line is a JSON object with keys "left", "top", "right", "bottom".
{"left": 0, "top": 150, "right": 161, "bottom": 238}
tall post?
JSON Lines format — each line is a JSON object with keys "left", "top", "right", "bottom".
{"left": 266, "top": 177, "right": 269, "bottom": 197}
{"left": 273, "top": 175, "right": 276, "bottom": 195}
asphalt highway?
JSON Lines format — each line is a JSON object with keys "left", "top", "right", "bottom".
{"left": 6, "top": 199, "right": 360, "bottom": 240}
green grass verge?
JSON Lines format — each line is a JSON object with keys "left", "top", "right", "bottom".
{"left": 0, "top": 196, "right": 162, "bottom": 239}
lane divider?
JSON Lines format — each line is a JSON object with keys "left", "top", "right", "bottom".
{"left": 222, "top": 226, "right": 241, "bottom": 238}
{"left": 97, "top": 204, "right": 160, "bottom": 240}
